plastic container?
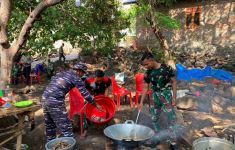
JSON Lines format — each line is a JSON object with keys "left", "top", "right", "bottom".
{"left": 85, "top": 95, "right": 116, "bottom": 125}
{"left": 4, "top": 85, "right": 13, "bottom": 100}
{"left": 0, "top": 89, "right": 3, "bottom": 97}
{"left": 14, "top": 100, "right": 33, "bottom": 108}
{"left": 176, "top": 89, "right": 189, "bottom": 98}
{"left": 193, "top": 137, "right": 235, "bottom": 150}
{"left": 45, "top": 137, "right": 76, "bottom": 150}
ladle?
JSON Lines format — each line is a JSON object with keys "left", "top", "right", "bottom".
{"left": 135, "top": 110, "right": 141, "bottom": 124}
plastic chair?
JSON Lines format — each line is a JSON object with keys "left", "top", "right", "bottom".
{"left": 30, "top": 71, "right": 40, "bottom": 85}
{"left": 135, "top": 73, "right": 152, "bottom": 107}
{"left": 111, "top": 76, "right": 133, "bottom": 110}
{"left": 68, "top": 88, "right": 85, "bottom": 136}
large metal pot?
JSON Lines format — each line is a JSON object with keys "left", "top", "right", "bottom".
{"left": 104, "top": 120, "right": 154, "bottom": 147}
{"left": 193, "top": 137, "right": 235, "bottom": 150}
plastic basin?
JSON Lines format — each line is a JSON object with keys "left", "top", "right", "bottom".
{"left": 14, "top": 100, "right": 33, "bottom": 108}
{"left": 85, "top": 95, "right": 116, "bottom": 125}
{"left": 45, "top": 137, "right": 76, "bottom": 150}
{"left": 193, "top": 137, "right": 235, "bottom": 150}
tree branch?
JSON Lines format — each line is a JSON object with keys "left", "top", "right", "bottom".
{"left": 58, "top": 5, "right": 79, "bottom": 23}
{"left": 12, "top": 0, "right": 66, "bottom": 55}
{"left": 0, "top": 0, "right": 12, "bottom": 44}
{"left": 144, "top": 2, "right": 171, "bottom": 60}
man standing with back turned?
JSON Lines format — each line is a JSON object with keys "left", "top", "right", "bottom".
{"left": 139, "top": 52, "right": 178, "bottom": 150}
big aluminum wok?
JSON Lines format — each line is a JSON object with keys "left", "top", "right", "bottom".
{"left": 104, "top": 120, "right": 154, "bottom": 147}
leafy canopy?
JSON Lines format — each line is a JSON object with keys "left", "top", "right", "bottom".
{"left": 127, "top": 0, "right": 180, "bottom": 32}
{"left": 9, "top": 0, "right": 130, "bottom": 56}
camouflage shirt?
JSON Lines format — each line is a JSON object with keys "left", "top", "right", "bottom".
{"left": 144, "top": 64, "right": 175, "bottom": 92}
{"left": 42, "top": 70, "right": 95, "bottom": 105}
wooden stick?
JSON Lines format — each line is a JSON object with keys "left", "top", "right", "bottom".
{"left": 0, "top": 129, "right": 17, "bottom": 137}
{"left": 0, "top": 131, "right": 23, "bottom": 146}
{"left": 214, "top": 123, "right": 235, "bottom": 129}
{"left": 16, "top": 115, "right": 24, "bottom": 150}
{"left": 0, "top": 123, "right": 18, "bottom": 132}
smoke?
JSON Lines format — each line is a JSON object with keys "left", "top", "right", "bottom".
{"left": 150, "top": 124, "right": 186, "bottom": 143}
{"left": 129, "top": 77, "right": 235, "bottom": 148}
{"left": 130, "top": 109, "right": 187, "bottom": 145}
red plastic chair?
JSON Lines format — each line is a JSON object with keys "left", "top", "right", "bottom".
{"left": 68, "top": 88, "right": 85, "bottom": 136}
{"left": 135, "top": 73, "right": 152, "bottom": 107}
{"left": 111, "top": 76, "right": 133, "bottom": 110}
{"left": 30, "top": 72, "right": 40, "bottom": 85}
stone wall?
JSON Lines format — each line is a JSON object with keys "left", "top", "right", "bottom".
{"left": 135, "top": 16, "right": 160, "bottom": 50}
{"left": 136, "top": 1, "right": 235, "bottom": 68}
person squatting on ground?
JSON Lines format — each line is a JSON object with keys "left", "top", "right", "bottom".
{"left": 85, "top": 69, "right": 111, "bottom": 96}
{"left": 42, "top": 62, "right": 101, "bottom": 141}
{"left": 139, "top": 52, "right": 178, "bottom": 150}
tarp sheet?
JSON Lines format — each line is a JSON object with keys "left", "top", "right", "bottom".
{"left": 176, "top": 64, "right": 233, "bottom": 82}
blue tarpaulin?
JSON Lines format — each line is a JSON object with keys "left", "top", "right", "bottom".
{"left": 176, "top": 64, "right": 233, "bottom": 82}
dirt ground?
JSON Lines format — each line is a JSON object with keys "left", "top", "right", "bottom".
{"left": 1, "top": 69, "right": 235, "bottom": 150}
{"left": 1, "top": 79, "right": 188, "bottom": 150}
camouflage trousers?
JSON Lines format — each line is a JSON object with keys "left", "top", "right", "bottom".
{"left": 149, "top": 90, "right": 177, "bottom": 144}
{"left": 42, "top": 98, "right": 74, "bottom": 141}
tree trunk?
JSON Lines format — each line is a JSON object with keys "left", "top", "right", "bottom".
{"left": 0, "top": 46, "right": 13, "bottom": 84}
{"left": 12, "top": 0, "right": 66, "bottom": 55}
{"left": 142, "top": 0, "right": 176, "bottom": 68}
{"left": 0, "top": 0, "right": 66, "bottom": 84}
{"left": 152, "top": 26, "right": 176, "bottom": 69}
{"left": 146, "top": 12, "right": 176, "bottom": 69}
{"left": 0, "top": 0, "right": 12, "bottom": 44}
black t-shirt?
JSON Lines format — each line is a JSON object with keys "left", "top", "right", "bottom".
{"left": 85, "top": 76, "right": 111, "bottom": 96}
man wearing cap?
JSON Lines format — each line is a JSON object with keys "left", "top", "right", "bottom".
{"left": 42, "top": 62, "right": 100, "bottom": 141}
{"left": 85, "top": 69, "right": 111, "bottom": 96}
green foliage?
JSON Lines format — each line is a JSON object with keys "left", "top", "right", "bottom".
{"left": 66, "top": 0, "right": 130, "bottom": 56}
{"left": 149, "top": 47, "right": 165, "bottom": 62}
{"left": 128, "top": 0, "right": 180, "bottom": 30}
{"left": 155, "top": 12, "right": 180, "bottom": 30}
{"left": 154, "top": 0, "right": 177, "bottom": 7}
{"left": 8, "top": 0, "right": 129, "bottom": 57}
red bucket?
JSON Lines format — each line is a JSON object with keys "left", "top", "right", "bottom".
{"left": 85, "top": 95, "right": 116, "bottom": 125}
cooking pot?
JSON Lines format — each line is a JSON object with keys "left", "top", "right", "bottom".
{"left": 193, "top": 137, "right": 235, "bottom": 150}
{"left": 104, "top": 120, "right": 154, "bottom": 145}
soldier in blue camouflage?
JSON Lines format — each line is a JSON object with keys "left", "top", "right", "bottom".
{"left": 139, "top": 52, "right": 179, "bottom": 150}
{"left": 42, "top": 62, "right": 98, "bottom": 141}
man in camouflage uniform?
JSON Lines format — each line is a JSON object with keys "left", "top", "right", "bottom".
{"left": 139, "top": 52, "right": 178, "bottom": 150}
{"left": 42, "top": 62, "right": 99, "bottom": 141}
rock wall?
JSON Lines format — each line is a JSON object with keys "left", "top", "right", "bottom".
{"left": 167, "top": 1, "right": 235, "bottom": 68}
